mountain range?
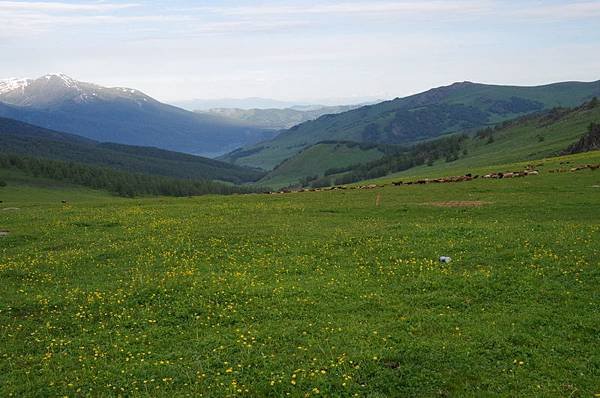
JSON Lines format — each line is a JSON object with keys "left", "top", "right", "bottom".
{"left": 0, "top": 74, "right": 275, "bottom": 157}
{"left": 198, "top": 104, "right": 368, "bottom": 130}
{"left": 221, "top": 80, "right": 600, "bottom": 170}
{"left": 2, "top": 74, "right": 599, "bottom": 189}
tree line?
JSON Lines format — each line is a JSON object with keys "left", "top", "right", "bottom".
{"left": 293, "top": 134, "right": 468, "bottom": 188}
{"left": 0, "top": 154, "right": 267, "bottom": 197}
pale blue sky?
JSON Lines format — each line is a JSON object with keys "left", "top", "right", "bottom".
{"left": 1, "top": 0, "right": 599, "bottom": 102}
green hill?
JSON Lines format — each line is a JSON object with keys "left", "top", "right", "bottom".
{"left": 259, "top": 142, "right": 386, "bottom": 188}
{"left": 257, "top": 100, "right": 600, "bottom": 188}
{"left": 0, "top": 117, "right": 265, "bottom": 184}
{"left": 222, "top": 80, "right": 600, "bottom": 170}
{"left": 336, "top": 100, "right": 600, "bottom": 185}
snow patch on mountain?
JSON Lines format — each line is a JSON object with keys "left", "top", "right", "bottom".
{"left": 0, "top": 78, "right": 31, "bottom": 94}
{"left": 44, "top": 73, "right": 79, "bottom": 88}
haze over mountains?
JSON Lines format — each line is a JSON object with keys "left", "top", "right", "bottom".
{"left": 172, "top": 98, "right": 308, "bottom": 111}
{"left": 171, "top": 96, "right": 383, "bottom": 111}
{"left": 198, "top": 104, "right": 369, "bottom": 130}
{"left": 0, "top": 74, "right": 275, "bottom": 158}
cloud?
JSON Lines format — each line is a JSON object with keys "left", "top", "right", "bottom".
{"left": 0, "top": 1, "right": 139, "bottom": 12}
{"left": 2, "top": 0, "right": 600, "bottom": 40}
{"left": 190, "top": 0, "right": 600, "bottom": 21}
{"left": 0, "top": 1, "right": 146, "bottom": 37}
{"left": 514, "top": 1, "right": 600, "bottom": 19}
{"left": 194, "top": 1, "right": 489, "bottom": 17}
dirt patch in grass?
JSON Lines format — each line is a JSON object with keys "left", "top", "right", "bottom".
{"left": 425, "top": 201, "right": 492, "bottom": 207}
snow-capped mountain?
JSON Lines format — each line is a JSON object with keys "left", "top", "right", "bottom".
{"left": 0, "top": 73, "right": 153, "bottom": 108}
{"left": 0, "top": 74, "right": 275, "bottom": 157}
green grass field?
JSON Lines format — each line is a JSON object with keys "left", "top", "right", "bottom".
{"left": 1, "top": 152, "right": 599, "bottom": 397}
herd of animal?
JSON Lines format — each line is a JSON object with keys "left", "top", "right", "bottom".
{"left": 265, "top": 161, "right": 599, "bottom": 195}
{"left": 481, "top": 170, "right": 539, "bottom": 179}
{"left": 548, "top": 163, "right": 600, "bottom": 173}
{"left": 268, "top": 168, "right": 545, "bottom": 195}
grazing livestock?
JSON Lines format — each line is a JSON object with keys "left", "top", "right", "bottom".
{"left": 561, "top": 163, "right": 600, "bottom": 173}
{"left": 276, "top": 164, "right": 549, "bottom": 196}
{"left": 482, "top": 169, "right": 539, "bottom": 179}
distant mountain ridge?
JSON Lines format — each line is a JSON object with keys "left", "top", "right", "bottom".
{"left": 173, "top": 97, "right": 306, "bottom": 111}
{"left": 172, "top": 96, "right": 383, "bottom": 111}
{"left": 199, "top": 104, "right": 369, "bottom": 130}
{"left": 0, "top": 74, "right": 275, "bottom": 157}
{"left": 221, "top": 80, "right": 600, "bottom": 170}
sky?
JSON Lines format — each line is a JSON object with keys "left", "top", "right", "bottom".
{"left": 1, "top": 0, "right": 600, "bottom": 103}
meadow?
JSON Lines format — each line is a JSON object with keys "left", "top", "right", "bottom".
{"left": 1, "top": 152, "right": 599, "bottom": 397}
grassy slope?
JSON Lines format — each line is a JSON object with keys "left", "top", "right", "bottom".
{"left": 443, "top": 81, "right": 599, "bottom": 112}
{"left": 259, "top": 143, "right": 385, "bottom": 188}
{"left": 0, "top": 169, "right": 115, "bottom": 202}
{"left": 1, "top": 151, "right": 599, "bottom": 397}
{"left": 223, "top": 80, "right": 600, "bottom": 170}
{"left": 374, "top": 104, "right": 600, "bottom": 182}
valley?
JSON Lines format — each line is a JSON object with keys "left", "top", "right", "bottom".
{"left": 3, "top": 2, "right": 599, "bottom": 395}
{"left": 1, "top": 74, "right": 599, "bottom": 398}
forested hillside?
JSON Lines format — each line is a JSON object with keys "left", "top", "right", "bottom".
{"left": 0, "top": 117, "right": 265, "bottom": 184}
{"left": 0, "top": 154, "right": 264, "bottom": 197}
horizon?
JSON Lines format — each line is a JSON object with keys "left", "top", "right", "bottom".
{"left": 1, "top": 0, "right": 599, "bottom": 102}
{"left": 2, "top": 72, "right": 599, "bottom": 107}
